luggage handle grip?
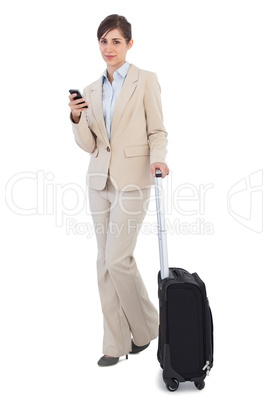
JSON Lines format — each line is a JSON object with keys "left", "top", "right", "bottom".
{"left": 155, "top": 168, "right": 162, "bottom": 178}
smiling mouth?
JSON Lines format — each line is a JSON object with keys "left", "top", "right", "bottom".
{"left": 105, "top": 55, "right": 116, "bottom": 58}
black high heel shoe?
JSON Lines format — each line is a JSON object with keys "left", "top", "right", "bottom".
{"left": 97, "top": 354, "right": 128, "bottom": 367}
{"left": 129, "top": 340, "right": 150, "bottom": 354}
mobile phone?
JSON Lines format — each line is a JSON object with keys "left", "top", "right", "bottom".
{"left": 69, "top": 89, "right": 88, "bottom": 108}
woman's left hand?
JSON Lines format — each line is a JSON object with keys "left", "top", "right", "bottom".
{"left": 151, "top": 162, "right": 170, "bottom": 178}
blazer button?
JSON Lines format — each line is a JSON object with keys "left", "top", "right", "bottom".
{"left": 106, "top": 146, "right": 110, "bottom": 152}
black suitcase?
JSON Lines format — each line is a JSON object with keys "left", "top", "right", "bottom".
{"left": 154, "top": 170, "right": 214, "bottom": 391}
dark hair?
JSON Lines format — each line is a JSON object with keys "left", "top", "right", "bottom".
{"left": 97, "top": 14, "right": 132, "bottom": 43}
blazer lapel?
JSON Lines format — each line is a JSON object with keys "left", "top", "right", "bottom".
{"left": 110, "top": 64, "right": 139, "bottom": 139}
{"left": 89, "top": 78, "right": 109, "bottom": 145}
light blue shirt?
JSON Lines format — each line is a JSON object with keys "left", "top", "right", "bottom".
{"left": 102, "top": 61, "right": 130, "bottom": 141}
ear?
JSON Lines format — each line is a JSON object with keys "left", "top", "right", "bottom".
{"left": 127, "top": 39, "right": 134, "bottom": 50}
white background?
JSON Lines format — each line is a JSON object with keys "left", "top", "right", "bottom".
{"left": 1, "top": 0, "right": 267, "bottom": 400}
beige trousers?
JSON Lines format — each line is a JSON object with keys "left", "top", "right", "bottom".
{"left": 88, "top": 177, "right": 158, "bottom": 357}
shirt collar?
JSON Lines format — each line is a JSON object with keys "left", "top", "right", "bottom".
{"left": 102, "top": 62, "right": 130, "bottom": 83}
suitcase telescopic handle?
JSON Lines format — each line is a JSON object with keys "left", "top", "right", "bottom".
{"left": 154, "top": 169, "right": 169, "bottom": 279}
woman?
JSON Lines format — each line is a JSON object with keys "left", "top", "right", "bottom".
{"left": 69, "top": 14, "right": 169, "bottom": 367}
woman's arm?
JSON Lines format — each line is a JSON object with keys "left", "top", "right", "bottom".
{"left": 69, "top": 92, "right": 97, "bottom": 153}
{"left": 144, "top": 72, "right": 169, "bottom": 177}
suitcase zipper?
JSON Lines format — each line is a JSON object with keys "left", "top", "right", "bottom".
{"left": 202, "top": 360, "right": 211, "bottom": 376}
{"left": 192, "top": 273, "right": 214, "bottom": 372}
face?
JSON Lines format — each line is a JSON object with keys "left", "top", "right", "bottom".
{"left": 99, "top": 28, "right": 133, "bottom": 70}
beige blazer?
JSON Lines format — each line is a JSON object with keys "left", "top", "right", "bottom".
{"left": 71, "top": 64, "right": 168, "bottom": 191}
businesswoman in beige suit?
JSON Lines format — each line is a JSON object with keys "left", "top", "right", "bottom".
{"left": 69, "top": 14, "right": 169, "bottom": 367}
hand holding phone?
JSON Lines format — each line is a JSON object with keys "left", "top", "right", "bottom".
{"left": 68, "top": 89, "right": 89, "bottom": 121}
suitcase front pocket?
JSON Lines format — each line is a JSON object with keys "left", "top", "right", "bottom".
{"left": 167, "top": 284, "right": 204, "bottom": 379}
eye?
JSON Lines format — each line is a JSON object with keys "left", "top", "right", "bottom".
{"left": 100, "top": 39, "right": 107, "bottom": 44}
{"left": 114, "top": 41, "right": 120, "bottom": 44}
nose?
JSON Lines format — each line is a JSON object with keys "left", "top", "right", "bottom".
{"left": 106, "top": 43, "right": 114, "bottom": 53}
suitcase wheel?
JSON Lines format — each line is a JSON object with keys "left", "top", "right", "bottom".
{"left": 194, "top": 380, "right": 205, "bottom": 390}
{"left": 165, "top": 378, "right": 179, "bottom": 392}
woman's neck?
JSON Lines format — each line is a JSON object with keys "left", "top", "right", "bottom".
{"left": 106, "top": 60, "right": 126, "bottom": 84}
